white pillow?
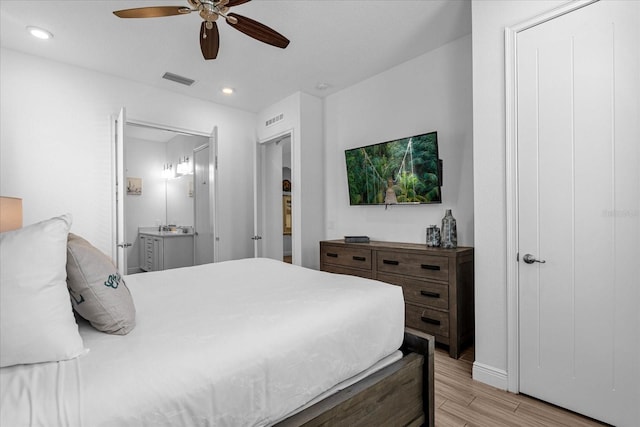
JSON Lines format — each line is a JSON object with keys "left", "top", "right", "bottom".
{"left": 0, "top": 214, "right": 85, "bottom": 367}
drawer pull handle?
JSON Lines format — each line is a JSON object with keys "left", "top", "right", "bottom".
{"left": 353, "top": 256, "right": 366, "bottom": 262}
{"left": 420, "top": 291, "right": 441, "bottom": 298}
{"left": 421, "top": 316, "right": 441, "bottom": 326}
{"left": 421, "top": 264, "right": 440, "bottom": 271}
{"left": 326, "top": 253, "right": 338, "bottom": 258}
{"left": 383, "top": 259, "right": 399, "bottom": 266}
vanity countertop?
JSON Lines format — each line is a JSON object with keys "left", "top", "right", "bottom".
{"left": 139, "top": 230, "right": 194, "bottom": 238}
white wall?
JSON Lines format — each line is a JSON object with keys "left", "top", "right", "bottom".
{"left": 0, "top": 48, "right": 256, "bottom": 262}
{"left": 471, "top": 0, "right": 567, "bottom": 389}
{"left": 324, "top": 35, "right": 473, "bottom": 246}
{"left": 298, "top": 93, "right": 324, "bottom": 268}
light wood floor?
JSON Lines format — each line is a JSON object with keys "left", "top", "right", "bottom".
{"left": 434, "top": 346, "right": 609, "bottom": 427}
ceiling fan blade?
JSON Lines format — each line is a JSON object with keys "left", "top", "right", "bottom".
{"left": 227, "top": 0, "right": 252, "bottom": 7}
{"left": 200, "top": 21, "right": 220, "bottom": 60}
{"left": 113, "top": 6, "right": 189, "bottom": 19}
{"left": 226, "top": 13, "right": 289, "bottom": 49}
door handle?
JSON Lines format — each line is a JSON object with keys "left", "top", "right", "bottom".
{"left": 251, "top": 235, "right": 262, "bottom": 241}
{"left": 523, "top": 254, "right": 546, "bottom": 264}
{"left": 117, "top": 243, "right": 132, "bottom": 248}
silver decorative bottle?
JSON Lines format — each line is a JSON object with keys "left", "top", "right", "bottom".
{"left": 426, "top": 225, "right": 441, "bottom": 247}
{"left": 441, "top": 209, "right": 457, "bottom": 249}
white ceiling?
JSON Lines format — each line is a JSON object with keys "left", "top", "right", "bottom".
{"left": 0, "top": 0, "right": 471, "bottom": 113}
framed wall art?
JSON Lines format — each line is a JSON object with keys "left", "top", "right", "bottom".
{"left": 127, "top": 177, "right": 142, "bottom": 196}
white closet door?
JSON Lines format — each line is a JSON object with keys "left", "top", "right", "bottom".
{"left": 194, "top": 144, "right": 213, "bottom": 265}
{"left": 517, "top": 1, "right": 639, "bottom": 425}
{"left": 253, "top": 138, "right": 285, "bottom": 260}
{"left": 114, "top": 107, "right": 127, "bottom": 275}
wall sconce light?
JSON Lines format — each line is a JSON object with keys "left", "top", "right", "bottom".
{"left": 0, "top": 197, "right": 23, "bottom": 232}
{"left": 162, "top": 163, "right": 174, "bottom": 179}
{"left": 176, "top": 156, "right": 192, "bottom": 175}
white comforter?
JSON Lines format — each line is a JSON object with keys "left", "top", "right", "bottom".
{"left": 0, "top": 258, "right": 404, "bottom": 426}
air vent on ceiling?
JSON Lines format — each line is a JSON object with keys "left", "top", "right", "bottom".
{"left": 265, "top": 113, "right": 284, "bottom": 128}
{"left": 162, "top": 72, "right": 195, "bottom": 86}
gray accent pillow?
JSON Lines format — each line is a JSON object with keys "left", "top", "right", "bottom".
{"left": 66, "top": 234, "right": 136, "bottom": 335}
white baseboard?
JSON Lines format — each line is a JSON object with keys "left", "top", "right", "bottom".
{"left": 472, "top": 361, "right": 509, "bottom": 390}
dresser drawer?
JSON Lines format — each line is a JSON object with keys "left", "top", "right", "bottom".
{"left": 405, "top": 304, "right": 450, "bottom": 338}
{"left": 376, "top": 250, "right": 448, "bottom": 282}
{"left": 322, "top": 264, "right": 373, "bottom": 279}
{"left": 321, "top": 245, "right": 372, "bottom": 270}
{"left": 377, "top": 273, "right": 449, "bottom": 310}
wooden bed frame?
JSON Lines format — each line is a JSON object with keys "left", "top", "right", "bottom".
{"left": 276, "top": 327, "right": 435, "bottom": 427}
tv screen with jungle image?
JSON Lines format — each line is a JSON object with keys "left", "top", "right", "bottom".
{"left": 344, "top": 131, "right": 441, "bottom": 205}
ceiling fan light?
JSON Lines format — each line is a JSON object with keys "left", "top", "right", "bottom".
{"left": 200, "top": 9, "right": 219, "bottom": 22}
{"left": 27, "top": 26, "right": 53, "bottom": 40}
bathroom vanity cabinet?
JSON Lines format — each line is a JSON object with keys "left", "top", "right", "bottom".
{"left": 139, "top": 231, "right": 194, "bottom": 272}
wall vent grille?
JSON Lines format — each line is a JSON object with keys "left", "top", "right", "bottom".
{"left": 162, "top": 72, "right": 195, "bottom": 86}
{"left": 265, "top": 113, "right": 284, "bottom": 127}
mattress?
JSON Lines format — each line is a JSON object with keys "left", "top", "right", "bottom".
{"left": 0, "top": 258, "right": 405, "bottom": 426}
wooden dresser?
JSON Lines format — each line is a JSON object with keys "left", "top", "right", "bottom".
{"left": 320, "top": 240, "right": 474, "bottom": 358}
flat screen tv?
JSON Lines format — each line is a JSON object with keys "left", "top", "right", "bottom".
{"left": 345, "top": 131, "right": 441, "bottom": 205}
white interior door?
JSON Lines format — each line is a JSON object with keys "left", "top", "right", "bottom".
{"left": 253, "top": 135, "right": 288, "bottom": 260}
{"left": 194, "top": 144, "right": 213, "bottom": 265}
{"left": 115, "top": 107, "right": 127, "bottom": 274}
{"left": 209, "top": 127, "right": 218, "bottom": 262}
{"left": 517, "top": 1, "right": 639, "bottom": 425}
{"left": 253, "top": 141, "right": 264, "bottom": 257}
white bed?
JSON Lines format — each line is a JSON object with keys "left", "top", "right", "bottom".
{"left": 1, "top": 257, "right": 406, "bottom": 426}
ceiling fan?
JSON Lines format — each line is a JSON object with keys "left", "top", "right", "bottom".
{"left": 113, "top": 0, "right": 290, "bottom": 60}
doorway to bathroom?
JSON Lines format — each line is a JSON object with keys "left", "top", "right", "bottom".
{"left": 113, "top": 108, "right": 218, "bottom": 274}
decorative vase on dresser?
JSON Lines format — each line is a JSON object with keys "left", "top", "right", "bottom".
{"left": 441, "top": 209, "right": 457, "bottom": 249}
{"left": 319, "top": 239, "right": 474, "bottom": 359}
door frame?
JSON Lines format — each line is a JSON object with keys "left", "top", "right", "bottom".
{"left": 111, "top": 115, "right": 219, "bottom": 268}
{"left": 504, "top": 0, "right": 598, "bottom": 393}
{"left": 254, "top": 128, "right": 295, "bottom": 261}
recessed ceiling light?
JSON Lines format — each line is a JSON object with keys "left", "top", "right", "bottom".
{"left": 221, "top": 87, "right": 235, "bottom": 95}
{"left": 27, "top": 26, "right": 53, "bottom": 40}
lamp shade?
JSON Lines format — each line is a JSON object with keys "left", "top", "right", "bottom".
{"left": 0, "top": 197, "right": 23, "bottom": 232}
